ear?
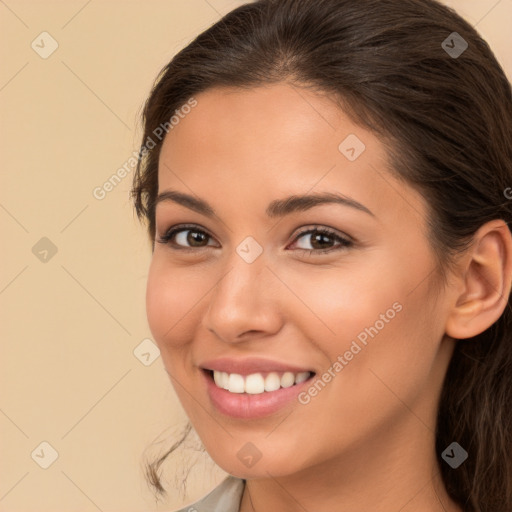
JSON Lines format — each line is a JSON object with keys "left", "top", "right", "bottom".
{"left": 445, "top": 219, "right": 512, "bottom": 339}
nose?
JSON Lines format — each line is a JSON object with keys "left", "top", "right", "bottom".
{"left": 201, "top": 248, "right": 283, "bottom": 343}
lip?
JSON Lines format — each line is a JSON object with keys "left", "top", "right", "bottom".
{"left": 199, "top": 356, "right": 314, "bottom": 376}
{"left": 198, "top": 357, "right": 317, "bottom": 420}
{"left": 201, "top": 368, "right": 315, "bottom": 419}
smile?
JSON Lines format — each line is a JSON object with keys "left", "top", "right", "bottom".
{"left": 201, "top": 369, "right": 317, "bottom": 419}
{"left": 210, "top": 369, "right": 314, "bottom": 394}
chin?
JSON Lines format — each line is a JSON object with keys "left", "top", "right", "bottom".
{"left": 212, "top": 451, "right": 304, "bottom": 480}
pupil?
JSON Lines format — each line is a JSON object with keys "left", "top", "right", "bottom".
{"left": 313, "top": 233, "right": 332, "bottom": 249}
{"left": 189, "top": 231, "right": 207, "bottom": 246}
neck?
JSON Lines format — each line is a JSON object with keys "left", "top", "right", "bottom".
{"left": 238, "top": 419, "right": 463, "bottom": 512}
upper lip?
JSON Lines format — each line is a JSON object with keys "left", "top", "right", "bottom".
{"left": 199, "top": 357, "right": 315, "bottom": 376}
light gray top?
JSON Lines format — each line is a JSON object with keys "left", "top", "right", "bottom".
{"left": 172, "top": 476, "right": 246, "bottom": 512}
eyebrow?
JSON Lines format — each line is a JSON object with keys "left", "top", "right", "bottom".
{"left": 155, "top": 189, "right": 375, "bottom": 218}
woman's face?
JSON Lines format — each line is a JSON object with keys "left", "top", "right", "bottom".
{"left": 146, "top": 83, "right": 457, "bottom": 479}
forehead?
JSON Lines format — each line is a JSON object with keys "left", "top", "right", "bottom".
{"left": 160, "top": 83, "right": 348, "bottom": 164}
{"left": 157, "top": 83, "right": 427, "bottom": 228}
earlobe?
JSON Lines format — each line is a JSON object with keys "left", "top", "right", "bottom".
{"left": 445, "top": 220, "right": 512, "bottom": 340}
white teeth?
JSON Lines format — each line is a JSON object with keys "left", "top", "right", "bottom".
{"left": 264, "top": 372, "right": 281, "bottom": 392}
{"left": 213, "top": 370, "right": 223, "bottom": 388}
{"left": 211, "top": 370, "right": 312, "bottom": 394}
{"left": 245, "top": 373, "right": 265, "bottom": 394}
{"left": 280, "top": 372, "right": 295, "bottom": 388}
{"left": 228, "top": 373, "right": 245, "bottom": 393}
{"left": 295, "top": 371, "right": 310, "bottom": 384}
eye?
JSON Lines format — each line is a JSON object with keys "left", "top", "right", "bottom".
{"left": 288, "top": 226, "right": 353, "bottom": 255}
{"left": 156, "top": 224, "right": 217, "bottom": 250}
{"left": 156, "top": 224, "right": 353, "bottom": 255}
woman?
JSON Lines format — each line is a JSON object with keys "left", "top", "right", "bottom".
{"left": 131, "top": 0, "right": 512, "bottom": 510}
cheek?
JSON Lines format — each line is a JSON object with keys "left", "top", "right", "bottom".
{"left": 146, "top": 262, "right": 171, "bottom": 343}
{"left": 145, "top": 257, "right": 201, "bottom": 348}
{"left": 286, "top": 249, "right": 438, "bottom": 383}
{"left": 280, "top": 258, "right": 403, "bottom": 351}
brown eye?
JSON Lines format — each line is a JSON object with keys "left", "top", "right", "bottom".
{"left": 290, "top": 227, "right": 353, "bottom": 255}
{"left": 157, "top": 225, "right": 217, "bottom": 249}
{"left": 182, "top": 230, "right": 209, "bottom": 247}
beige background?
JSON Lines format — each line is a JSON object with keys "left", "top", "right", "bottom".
{"left": 0, "top": 1, "right": 510, "bottom": 511}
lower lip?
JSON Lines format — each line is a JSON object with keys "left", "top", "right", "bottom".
{"left": 201, "top": 369, "right": 315, "bottom": 419}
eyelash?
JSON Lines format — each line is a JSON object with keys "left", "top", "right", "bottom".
{"left": 156, "top": 224, "right": 353, "bottom": 255}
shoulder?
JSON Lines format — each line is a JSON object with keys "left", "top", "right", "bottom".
{"left": 171, "top": 475, "right": 246, "bottom": 512}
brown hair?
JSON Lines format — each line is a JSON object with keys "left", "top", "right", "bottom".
{"left": 131, "top": 0, "right": 512, "bottom": 509}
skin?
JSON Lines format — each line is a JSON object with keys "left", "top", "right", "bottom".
{"left": 146, "top": 82, "right": 512, "bottom": 511}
